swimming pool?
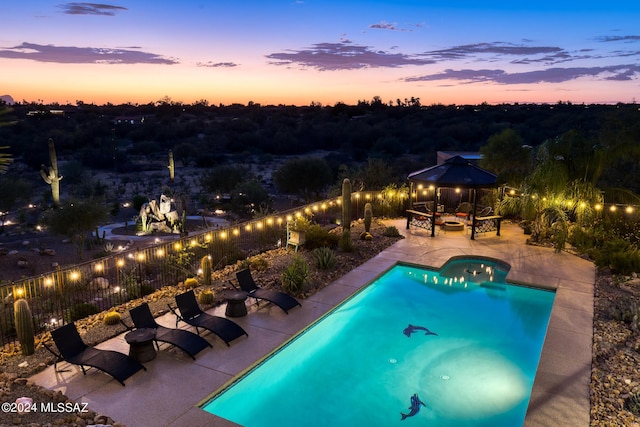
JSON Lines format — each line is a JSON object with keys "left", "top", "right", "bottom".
{"left": 202, "top": 258, "right": 555, "bottom": 426}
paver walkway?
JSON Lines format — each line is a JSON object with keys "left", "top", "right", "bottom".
{"left": 30, "top": 220, "right": 595, "bottom": 426}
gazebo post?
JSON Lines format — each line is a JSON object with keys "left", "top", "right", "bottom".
{"left": 470, "top": 188, "right": 478, "bottom": 240}
{"left": 432, "top": 187, "right": 439, "bottom": 237}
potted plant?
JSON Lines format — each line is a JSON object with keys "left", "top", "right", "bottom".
{"left": 288, "top": 215, "right": 311, "bottom": 247}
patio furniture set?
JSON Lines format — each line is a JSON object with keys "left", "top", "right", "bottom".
{"left": 44, "top": 269, "right": 300, "bottom": 386}
{"left": 406, "top": 203, "right": 501, "bottom": 237}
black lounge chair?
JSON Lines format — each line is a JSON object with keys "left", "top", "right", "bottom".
{"left": 235, "top": 268, "right": 301, "bottom": 314}
{"left": 169, "top": 290, "right": 247, "bottom": 346}
{"left": 129, "top": 303, "right": 211, "bottom": 359}
{"left": 44, "top": 322, "right": 145, "bottom": 386}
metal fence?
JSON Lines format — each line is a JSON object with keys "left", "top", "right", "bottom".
{"left": 0, "top": 191, "right": 406, "bottom": 351}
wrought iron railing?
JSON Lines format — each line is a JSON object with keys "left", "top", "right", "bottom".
{"left": 0, "top": 191, "right": 404, "bottom": 350}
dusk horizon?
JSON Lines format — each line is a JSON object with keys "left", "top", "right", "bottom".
{"left": 2, "top": 1, "right": 639, "bottom": 106}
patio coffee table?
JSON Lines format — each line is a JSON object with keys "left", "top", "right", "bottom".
{"left": 224, "top": 290, "right": 248, "bottom": 317}
{"left": 125, "top": 328, "right": 157, "bottom": 362}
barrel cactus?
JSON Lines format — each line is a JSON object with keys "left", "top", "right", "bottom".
{"left": 201, "top": 255, "right": 212, "bottom": 287}
{"left": 103, "top": 310, "right": 122, "bottom": 326}
{"left": 364, "top": 202, "right": 372, "bottom": 233}
{"left": 184, "top": 277, "right": 198, "bottom": 289}
{"left": 198, "top": 289, "right": 215, "bottom": 305}
{"left": 14, "top": 299, "right": 35, "bottom": 356}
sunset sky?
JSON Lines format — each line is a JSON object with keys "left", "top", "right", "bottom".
{"left": 2, "top": 1, "right": 639, "bottom": 106}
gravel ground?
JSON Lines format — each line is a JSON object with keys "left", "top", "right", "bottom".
{"left": 591, "top": 269, "right": 640, "bottom": 426}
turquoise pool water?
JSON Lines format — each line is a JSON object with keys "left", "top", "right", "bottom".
{"left": 202, "top": 258, "right": 555, "bottom": 427}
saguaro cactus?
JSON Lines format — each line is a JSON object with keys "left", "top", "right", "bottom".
{"left": 364, "top": 202, "right": 372, "bottom": 233}
{"left": 341, "top": 178, "right": 352, "bottom": 246}
{"left": 40, "top": 138, "right": 63, "bottom": 208}
{"left": 201, "top": 255, "right": 212, "bottom": 286}
{"left": 168, "top": 149, "right": 175, "bottom": 182}
{"left": 14, "top": 298, "right": 35, "bottom": 356}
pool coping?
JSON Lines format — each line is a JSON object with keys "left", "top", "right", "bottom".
{"left": 28, "top": 220, "right": 594, "bottom": 426}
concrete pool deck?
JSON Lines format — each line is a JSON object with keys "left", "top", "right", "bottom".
{"left": 29, "top": 220, "right": 595, "bottom": 426}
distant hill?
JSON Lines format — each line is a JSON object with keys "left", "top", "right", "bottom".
{"left": 0, "top": 95, "right": 15, "bottom": 104}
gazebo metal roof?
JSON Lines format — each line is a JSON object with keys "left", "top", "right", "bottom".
{"left": 407, "top": 155, "right": 497, "bottom": 188}
{"left": 407, "top": 156, "right": 498, "bottom": 239}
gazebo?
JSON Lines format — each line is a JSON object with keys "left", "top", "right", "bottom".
{"left": 407, "top": 156, "right": 498, "bottom": 240}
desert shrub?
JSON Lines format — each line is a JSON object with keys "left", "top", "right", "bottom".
{"left": 593, "top": 238, "right": 640, "bottom": 275}
{"left": 550, "top": 220, "right": 569, "bottom": 253}
{"left": 66, "top": 303, "right": 99, "bottom": 322}
{"left": 250, "top": 257, "right": 269, "bottom": 271}
{"left": 606, "top": 298, "right": 640, "bottom": 330}
{"left": 608, "top": 251, "right": 640, "bottom": 276}
{"left": 103, "top": 310, "right": 121, "bottom": 326}
{"left": 237, "top": 259, "right": 251, "bottom": 271}
{"left": 382, "top": 226, "right": 401, "bottom": 237}
{"left": 281, "top": 256, "right": 309, "bottom": 295}
{"left": 304, "top": 224, "right": 339, "bottom": 249}
{"left": 568, "top": 225, "right": 598, "bottom": 253}
{"left": 166, "top": 246, "right": 197, "bottom": 280}
{"left": 313, "top": 247, "right": 336, "bottom": 270}
{"left": 626, "top": 390, "right": 640, "bottom": 415}
{"left": 140, "top": 283, "right": 155, "bottom": 297}
{"left": 198, "top": 290, "right": 215, "bottom": 305}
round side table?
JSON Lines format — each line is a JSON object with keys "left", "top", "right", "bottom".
{"left": 224, "top": 290, "right": 248, "bottom": 317}
{"left": 125, "top": 328, "right": 157, "bottom": 362}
